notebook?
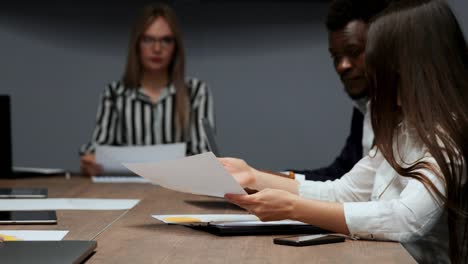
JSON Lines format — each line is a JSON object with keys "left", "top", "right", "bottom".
{"left": 153, "top": 214, "right": 329, "bottom": 236}
{"left": 0, "top": 240, "right": 97, "bottom": 264}
{"left": 190, "top": 222, "right": 329, "bottom": 236}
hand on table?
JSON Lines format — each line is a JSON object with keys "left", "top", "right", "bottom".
{"left": 80, "top": 154, "right": 102, "bottom": 176}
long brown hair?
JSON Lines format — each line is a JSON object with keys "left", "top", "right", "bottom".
{"left": 123, "top": 3, "right": 189, "bottom": 136}
{"left": 366, "top": 0, "right": 468, "bottom": 262}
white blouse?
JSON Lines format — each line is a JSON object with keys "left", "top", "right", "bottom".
{"left": 298, "top": 120, "right": 446, "bottom": 242}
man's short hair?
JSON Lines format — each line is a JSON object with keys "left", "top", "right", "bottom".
{"left": 326, "top": 0, "right": 390, "bottom": 31}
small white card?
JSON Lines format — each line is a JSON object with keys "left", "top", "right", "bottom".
{"left": 91, "top": 176, "right": 151, "bottom": 183}
{"left": 0, "top": 199, "right": 140, "bottom": 211}
{"left": 0, "top": 230, "right": 68, "bottom": 241}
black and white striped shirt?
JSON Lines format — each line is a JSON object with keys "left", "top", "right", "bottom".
{"left": 80, "top": 78, "right": 215, "bottom": 155}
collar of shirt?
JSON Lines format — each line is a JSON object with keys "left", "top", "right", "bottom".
{"left": 134, "top": 83, "right": 176, "bottom": 104}
{"left": 353, "top": 97, "right": 369, "bottom": 115}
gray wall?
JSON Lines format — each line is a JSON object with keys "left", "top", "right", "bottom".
{"left": 1, "top": 1, "right": 467, "bottom": 172}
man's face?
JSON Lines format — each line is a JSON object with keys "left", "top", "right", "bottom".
{"left": 328, "top": 20, "right": 368, "bottom": 99}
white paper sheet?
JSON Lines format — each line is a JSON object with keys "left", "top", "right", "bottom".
{"left": 0, "top": 230, "right": 68, "bottom": 241}
{"left": 152, "top": 214, "right": 307, "bottom": 226}
{"left": 13, "top": 167, "right": 68, "bottom": 175}
{"left": 96, "top": 144, "right": 186, "bottom": 175}
{"left": 124, "top": 152, "right": 247, "bottom": 198}
{"left": 92, "top": 176, "right": 151, "bottom": 183}
{"left": 214, "top": 220, "right": 307, "bottom": 226}
{"left": 0, "top": 199, "right": 140, "bottom": 210}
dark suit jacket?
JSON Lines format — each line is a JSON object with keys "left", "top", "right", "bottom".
{"left": 291, "top": 107, "right": 364, "bottom": 181}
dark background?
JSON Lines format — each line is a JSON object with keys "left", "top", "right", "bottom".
{"left": 1, "top": 0, "right": 467, "bottom": 171}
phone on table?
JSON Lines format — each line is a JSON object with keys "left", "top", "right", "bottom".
{"left": 0, "top": 211, "right": 57, "bottom": 224}
{"left": 0, "top": 188, "right": 48, "bottom": 198}
{"left": 273, "top": 234, "right": 345, "bottom": 247}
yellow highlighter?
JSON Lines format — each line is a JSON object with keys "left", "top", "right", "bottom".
{"left": 0, "top": 234, "right": 20, "bottom": 241}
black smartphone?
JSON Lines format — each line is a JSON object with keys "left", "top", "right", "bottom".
{"left": 0, "top": 188, "right": 48, "bottom": 198}
{"left": 0, "top": 211, "right": 57, "bottom": 224}
{"left": 273, "top": 234, "right": 345, "bottom": 247}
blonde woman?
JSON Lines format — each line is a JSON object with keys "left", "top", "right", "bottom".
{"left": 80, "top": 3, "right": 215, "bottom": 176}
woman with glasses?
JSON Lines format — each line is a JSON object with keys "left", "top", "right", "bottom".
{"left": 80, "top": 3, "right": 215, "bottom": 176}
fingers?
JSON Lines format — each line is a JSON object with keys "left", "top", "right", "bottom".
{"left": 217, "top": 157, "right": 229, "bottom": 163}
{"left": 225, "top": 193, "right": 276, "bottom": 221}
{"left": 224, "top": 193, "right": 271, "bottom": 220}
{"left": 224, "top": 194, "right": 256, "bottom": 215}
{"left": 80, "top": 155, "right": 102, "bottom": 176}
{"left": 81, "top": 154, "right": 95, "bottom": 163}
{"left": 224, "top": 193, "right": 258, "bottom": 206}
{"left": 218, "top": 157, "right": 232, "bottom": 164}
{"left": 80, "top": 164, "right": 93, "bottom": 176}
{"left": 224, "top": 193, "right": 247, "bottom": 202}
{"left": 218, "top": 157, "right": 244, "bottom": 166}
{"left": 218, "top": 157, "right": 238, "bottom": 162}
{"left": 225, "top": 190, "right": 292, "bottom": 222}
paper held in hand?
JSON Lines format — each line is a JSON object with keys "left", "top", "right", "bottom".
{"left": 124, "top": 152, "right": 247, "bottom": 198}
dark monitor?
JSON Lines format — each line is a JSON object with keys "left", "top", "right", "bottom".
{"left": 0, "top": 95, "right": 12, "bottom": 178}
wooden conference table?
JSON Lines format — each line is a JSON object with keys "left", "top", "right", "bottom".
{"left": 0, "top": 176, "right": 416, "bottom": 263}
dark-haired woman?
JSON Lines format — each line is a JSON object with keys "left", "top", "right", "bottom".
{"left": 80, "top": 3, "right": 215, "bottom": 176}
{"left": 220, "top": 1, "right": 467, "bottom": 263}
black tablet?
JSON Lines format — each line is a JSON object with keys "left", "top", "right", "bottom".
{"left": 0, "top": 188, "right": 48, "bottom": 198}
{"left": 0, "top": 211, "right": 57, "bottom": 224}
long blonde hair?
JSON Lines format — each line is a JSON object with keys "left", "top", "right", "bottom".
{"left": 123, "top": 3, "right": 189, "bottom": 135}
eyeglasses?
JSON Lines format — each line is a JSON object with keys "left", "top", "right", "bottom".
{"left": 140, "top": 35, "right": 175, "bottom": 49}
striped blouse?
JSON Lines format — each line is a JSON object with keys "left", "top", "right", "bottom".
{"left": 80, "top": 78, "right": 215, "bottom": 155}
